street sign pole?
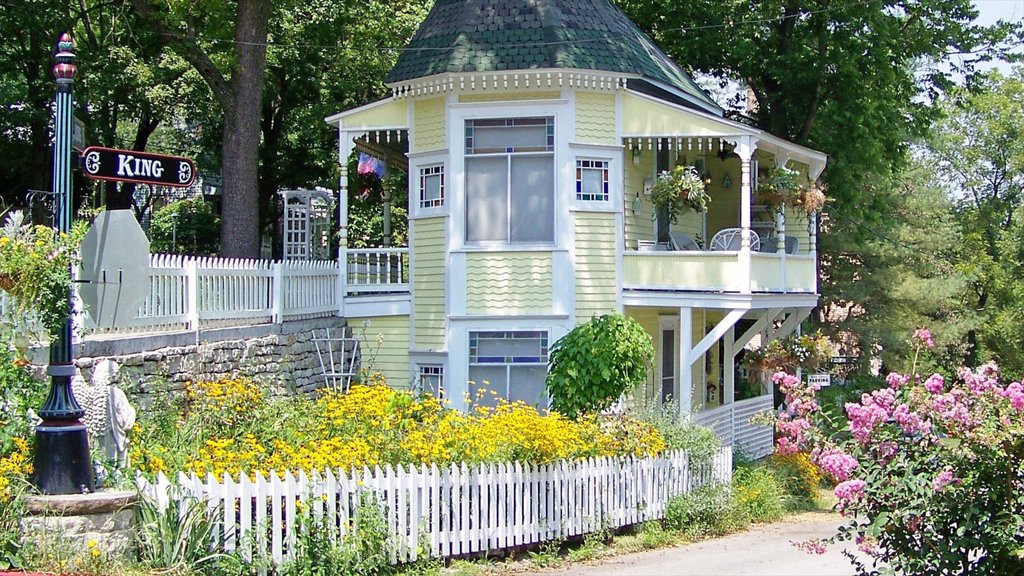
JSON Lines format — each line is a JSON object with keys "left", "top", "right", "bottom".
{"left": 33, "top": 32, "right": 93, "bottom": 495}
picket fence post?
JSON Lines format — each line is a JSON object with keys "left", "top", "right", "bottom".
{"left": 271, "top": 262, "right": 284, "bottom": 324}
{"left": 184, "top": 258, "right": 199, "bottom": 330}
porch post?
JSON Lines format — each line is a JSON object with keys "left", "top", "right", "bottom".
{"left": 735, "top": 138, "right": 755, "bottom": 294}
{"left": 773, "top": 154, "right": 790, "bottom": 253}
{"left": 678, "top": 307, "right": 693, "bottom": 420}
{"left": 336, "top": 131, "right": 356, "bottom": 317}
{"left": 724, "top": 325, "right": 735, "bottom": 404}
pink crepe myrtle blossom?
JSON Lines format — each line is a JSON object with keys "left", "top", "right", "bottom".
{"left": 846, "top": 391, "right": 894, "bottom": 443}
{"left": 834, "top": 479, "right": 867, "bottom": 510}
{"left": 1002, "top": 382, "right": 1024, "bottom": 411}
{"left": 887, "top": 371, "right": 910, "bottom": 389}
{"left": 913, "top": 328, "right": 934, "bottom": 348}
{"left": 932, "top": 469, "right": 960, "bottom": 492}
{"left": 814, "top": 447, "right": 858, "bottom": 482}
{"left": 776, "top": 436, "right": 799, "bottom": 455}
{"left": 924, "top": 373, "right": 945, "bottom": 394}
{"left": 856, "top": 535, "right": 879, "bottom": 555}
{"left": 893, "top": 403, "right": 932, "bottom": 437}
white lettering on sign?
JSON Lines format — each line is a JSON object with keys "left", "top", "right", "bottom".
{"left": 116, "top": 154, "right": 165, "bottom": 179}
{"left": 808, "top": 374, "right": 831, "bottom": 387}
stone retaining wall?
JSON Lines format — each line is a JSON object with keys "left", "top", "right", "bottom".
{"left": 29, "top": 317, "right": 356, "bottom": 401}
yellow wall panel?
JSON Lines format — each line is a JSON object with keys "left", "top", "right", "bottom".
{"left": 412, "top": 98, "right": 445, "bottom": 153}
{"left": 340, "top": 98, "right": 407, "bottom": 130}
{"left": 622, "top": 93, "right": 728, "bottom": 136}
{"left": 575, "top": 92, "right": 616, "bottom": 144}
{"left": 355, "top": 315, "right": 411, "bottom": 388}
{"left": 466, "top": 252, "right": 552, "bottom": 314}
{"left": 413, "top": 218, "right": 446, "bottom": 350}
{"left": 574, "top": 212, "right": 618, "bottom": 322}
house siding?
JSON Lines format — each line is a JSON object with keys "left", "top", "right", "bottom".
{"left": 622, "top": 93, "right": 727, "bottom": 136}
{"left": 458, "top": 91, "right": 561, "bottom": 103}
{"left": 574, "top": 212, "right": 617, "bottom": 322}
{"left": 413, "top": 217, "right": 446, "bottom": 351}
{"left": 465, "top": 252, "right": 553, "bottom": 315}
{"left": 413, "top": 98, "right": 446, "bottom": 152}
{"left": 355, "top": 315, "right": 411, "bottom": 388}
{"left": 575, "top": 92, "right": 616, "bottom": 144}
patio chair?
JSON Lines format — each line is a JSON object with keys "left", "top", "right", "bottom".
{"left": 311, "top": 327, "right": 359, "bottom": 393}
{"left": 709, "top": 228, "right": 760, "bottom": 251}
{"left": 637, "top": 240, "right": 670, "bottom": 251}
{"left": 669, "top": 230, "right": 701, "bottom": 251}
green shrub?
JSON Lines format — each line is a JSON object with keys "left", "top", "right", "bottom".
{"left": 663, "top": 483, "right": 737, "bottom": 537}
{"left": 135, "top": 491, "right": 230, "bottom": 574}
{"left": 631, "top": 398, "right": 720, "bottom": 464}
{"left": 732, "top": 465, "right": 787, "bottom": 523}
{"left": 545, "top": 313, "right": 653, "bottom": 418}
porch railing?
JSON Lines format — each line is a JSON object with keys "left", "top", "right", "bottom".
{"left": 623, "top": 251, "right": 816, "bottom": 293}
{"left": 346, "top": 248, "right": 410, "bottom": 294}
{"left": 693, "top": 394, "right": 775, "bottom": 460}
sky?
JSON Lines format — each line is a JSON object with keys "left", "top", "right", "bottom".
{"left": 974, "top": 0, "right": 1022, "bottom": 73}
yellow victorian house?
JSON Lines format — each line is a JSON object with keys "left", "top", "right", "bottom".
{"left": 327, "top": 0, "right": 826, "bottom": 458}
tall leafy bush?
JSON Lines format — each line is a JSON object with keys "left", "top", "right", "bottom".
{"left": 545, "top": 314, "right": 653, "bottom": 418}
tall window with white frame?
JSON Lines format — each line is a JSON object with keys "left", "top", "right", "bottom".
{"left": 468, "top": 330, "right": 549, "bottom": 409}
{"left": 419, "top": 164, "right": 444, "bottom": 208}
{"left": 465, "top": 117, "right": 554, "bottom": 243}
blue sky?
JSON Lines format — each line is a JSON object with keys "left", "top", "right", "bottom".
{"left": 975, "top": 0, "right": 1022, "bottom": 73}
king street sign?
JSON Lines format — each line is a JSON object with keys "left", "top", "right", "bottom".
{"left": 80, "top": 146, "right": 195, "bottom": 188}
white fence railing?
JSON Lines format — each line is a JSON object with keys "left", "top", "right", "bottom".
{"left": 346, "top": 248, "right": 409, "bottom": 294}
{"left": 693, "top": 395, "right": 775, "bottom": 460}
{"left": 139, "top": 448, "right": 732, "bottom": 566}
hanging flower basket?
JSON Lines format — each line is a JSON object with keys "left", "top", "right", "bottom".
{"left": 756, "top": 165, "right": 802, "bottom": 213}
{"left": 0, "top": 211, "right": 86, "bottom": 337}
{"left": 789, "top": 182, "right": 827, "bottom": 215}
{"left": 649, "top": 165, "right": 710, "bottom": 224}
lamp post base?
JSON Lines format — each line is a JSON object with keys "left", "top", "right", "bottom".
{"left": 32, "top": 422, "right": 93, "bottom": 495}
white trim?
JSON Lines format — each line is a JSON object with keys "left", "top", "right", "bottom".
{"left": 343, "top": 294, "right": 411, "bottom": 317}
{"left": 450, "top": 99, "right": 570, "bottom": 111}
{"left": 388, "top": 70, "right": 632, "bottom": 98}
{"left": 448, "top": 314, "right": 571, "bottom": 322}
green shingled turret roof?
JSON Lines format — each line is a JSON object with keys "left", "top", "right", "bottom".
{"left": 386, "top": 0, "right": 720, "bottom": 114}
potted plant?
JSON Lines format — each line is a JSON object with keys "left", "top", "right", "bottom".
{"left": 649, "top": 165, "right": 710, "bottom": 223}
{"left": 0, "top": 210, "right": 87, "bottom": 337}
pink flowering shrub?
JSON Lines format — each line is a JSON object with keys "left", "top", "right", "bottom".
{"left": 776, "top": 331, "right": 1024, "bottom": 575}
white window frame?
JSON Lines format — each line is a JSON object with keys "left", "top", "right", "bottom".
{"left": 419, "top": 164, "right": 445, "bottom": 209}
{"left": 464, "top": 116, "right": 556, "bottom": 246}
{"left": 468, "top": 329, "right": 550, "bottom": 408}
{"left": 409, "top": 151, "right": 450, "bottom": 218}
{"left": 575, "top": 158, "right": 610, "bottom": 202}
{"left": 415, "top": 364, "right": 445, "bottom": 399}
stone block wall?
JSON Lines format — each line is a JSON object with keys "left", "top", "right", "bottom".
{"left": 29, "top": 317, "right": 357, "bottom": 401}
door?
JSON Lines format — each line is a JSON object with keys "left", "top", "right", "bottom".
{"left": 659, "top": 316, "right": 679, "bottom": 405}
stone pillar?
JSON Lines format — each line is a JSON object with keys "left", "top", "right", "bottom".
{"left": 20, "top": 491, "right": 138, "bottom": 557}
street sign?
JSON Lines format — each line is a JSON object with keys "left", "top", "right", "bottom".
{"left": 72, "top": 117, "right": 86, "bottom": 151}
{"left": 80, "top": 146, "right": 195, "bottom": 188}
{"left": 808, "top": 374, "right": 831, "bottom": 387}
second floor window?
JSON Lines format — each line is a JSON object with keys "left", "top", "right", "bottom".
{"left": 465, "top": 117, "right": 554, "bottom": 244}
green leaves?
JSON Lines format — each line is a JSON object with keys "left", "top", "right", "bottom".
{"left": 545, "top": 313, "right": 653, "bottom": 418}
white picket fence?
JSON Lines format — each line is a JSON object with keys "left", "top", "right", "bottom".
{"left": 138, "top": 448, "right": 732, "bottom": 566}
{"left": 693, "top": 394, "right": 775, "bottom": 460}
{"left": 0, "top": 249, "right": 415, "bottom": 336}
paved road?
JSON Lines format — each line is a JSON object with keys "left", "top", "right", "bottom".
{"left": 520, "top": 511, "right": 867, "bottom": 576}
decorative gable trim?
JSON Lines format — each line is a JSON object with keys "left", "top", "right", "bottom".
{"left": 390, "top": 70, "right": 630, "bottom": 99}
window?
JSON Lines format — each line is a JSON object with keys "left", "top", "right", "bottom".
{"left": 576, "top": 159, "right": 609, "bottom": 202}
{"left": 416, "top": 365, "right": 444, "bottom": 398}
{"left": 468, "top": 330, "right": 549, "bottom": 409}
{"left": 419, "top": 164, "right": 444, "bottom": 208}
{"left": 465, "top": 117, "right": 554, "bottom": 243}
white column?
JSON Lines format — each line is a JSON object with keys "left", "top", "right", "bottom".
{"left": 735, "top": 138, "right": 755, "bottom": 294}
{"left": 337, "top": 131, "right": 356, "bottom": 317}
{"left": 678, "top": 307, "right": 693, "bottom": 421}
{"left": 724, "top": 325, "right": 735, "bottom": 404}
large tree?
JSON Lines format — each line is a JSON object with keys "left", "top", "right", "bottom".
{"left": 927, "top": 70, "right": 1024, "bottom": 375}
{"left": 131, "top": 0, "right": 272, "bottom": 258}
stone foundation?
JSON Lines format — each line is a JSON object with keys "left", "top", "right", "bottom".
{"left": 20, "top": 490, "right": 137, "bottom": 557}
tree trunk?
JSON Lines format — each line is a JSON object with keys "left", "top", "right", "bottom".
{"left": 218, "top": 0, "right": 271, "bottom": 258}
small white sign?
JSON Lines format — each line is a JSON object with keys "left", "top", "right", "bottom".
{"left": 808, "top": 374, "right": 831, "bottom": 387}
